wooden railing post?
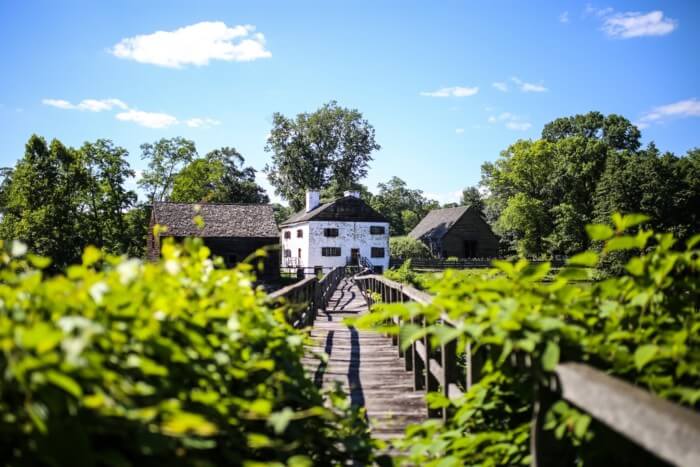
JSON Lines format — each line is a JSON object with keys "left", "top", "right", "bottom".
{"left": 441, "top": 332, "right": 457, "bottom": 421}
{"left": 412, "top": 316, "right": 425, "bottom": 391}
{"left": 424, "top": 323, "right": 440, "bottom": 417}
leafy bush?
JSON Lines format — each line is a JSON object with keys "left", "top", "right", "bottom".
{"left": 389, "top": 236, "right": 432, "bottom": 259}
{"left": 358, "top": 214, "right": 700, "bottom": 465}
{"left": 384, "top": 260, "right": 436, "bottom": 291}
{"left": 0, "top": 238, "right": 372, "bottom": 466}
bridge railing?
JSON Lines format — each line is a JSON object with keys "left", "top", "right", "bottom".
{"left": 353, "top": 273, "right": 700, "bottom": 467}
{"left": 269, "top": 266, "right": 345, "bottom": 328}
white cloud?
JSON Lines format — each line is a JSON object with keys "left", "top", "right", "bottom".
{"left": 603, "top": 10, "right": 677, "bottom": 38}
{"left": 42, "top": 98, "right": 127, "bottom": 111}
{"left": 488, "top": 112, "right": 532, "bottom": 131}
{"left": 637, "top": 98, "right": 700, "bottom": 127}
{"left": 511, "top": 77, "right": 547, "bottom": 93}
{"left": 185, "top": 117, "right": 221, "bottom": 128}
{"left": 559, "top": 11, "right": 570, "bottom": 23}
{"left": 111, "top": 21, "right": 271, "bottom": 68}
{"left": 42, "top": 97, "right": 218, "bottom": 129}
{"left": 455, "top": 128, "right": 465, "bottom": 134}
{"left": 42, "top": 98, "right": 74, "bottom": 109}
{"left": 492, "top": 82, "right": 509, "bottom": 92}
{"left": 424, "top": 190, "right": 462, "bottom": 205}
{"left": 115, "top": 109, "right": 178, "bottom": 128}
{"left": 420, "top": 86, "right": 479, "bottom": 97}
{"left": 505, "top": 121, "right": 532, "bottom": 131}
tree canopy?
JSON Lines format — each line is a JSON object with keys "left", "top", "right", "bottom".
{"left": 170, "top": 147, "right": 268, "bottom": 204}
{"left": 369, "top": 176, "right": 438, "bottom": 236}
{"left": 481, "top": 111, "right": 700, "bottom": 256}
{"left": 264, "top": 101, "right": 380, "bottom": 210}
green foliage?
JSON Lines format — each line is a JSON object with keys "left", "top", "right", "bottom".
{"left": 171, "top": 147, "right": 269, "bottom": 204}
{"left": 356, "top": 214, "right": 700, "bottom": 465}
{"left": 0, "top": 136, "right": 139, "bottom": 269}
{"left": 482, "top": 111, "right": 700, "bottom": 257}
{"left": 389, "top": 236, "right": 432, "bottom": 259}
{"left": 264, "top": 101, "right": 380, "bottom": 210}
{"left": 384, "top": 260, "right": 435, "bottom": 290}
{"left": 460, "top": 186, "right": 485, "bottom": 215}
{"left": 0, "top": 239, "right": 373, "bottom": 465}
{"left": 138, "top": 137, "right": 197, "bottom": 203}
{"left": 369, "top": 177, "right": 438, "bottom": 236}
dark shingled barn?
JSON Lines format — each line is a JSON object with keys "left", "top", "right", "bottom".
{"left": 147, "top": 202, "right": 280, "bottom": 277}
{"left": 408, "top": 206, "right": 499, "bottom": 258}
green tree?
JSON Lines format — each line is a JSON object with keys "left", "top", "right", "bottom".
{"left": 542, "top": 111, "right": 641, "bottom": 151}
{"left": 460, "top": 186, "right": 485, "bottom": 215}
{"left": 0, "top": 135, "right": 85, "bottom": 268}
{"left": 389, "top": 236, "right": 432, "bottom": 259}
{"left": 370, "top": 176, "right": 438, "bottom": 236}
{"left": 264, "top": 101, "right": 380, "bottom": 210}
{"left": 80, "top": 139, "right": 137, "bottom": 253}
{"left": 138, "top": 137, "right": 197, "bottom": 203}
{"left": 170, "top": 147, "right": 268, "bottom": 203}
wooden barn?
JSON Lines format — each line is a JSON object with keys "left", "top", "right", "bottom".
{"left": 147, "top": 202, "right": 280, "bottom": 277}
{"left": 408, "top": 206, "right": 499, "bottom": 258}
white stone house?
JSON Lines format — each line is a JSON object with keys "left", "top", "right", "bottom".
{"left": 279, "top": 190, "right": 390, "bottom": 274}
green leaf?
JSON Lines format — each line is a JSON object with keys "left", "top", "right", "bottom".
{"left": 46, "top": 370, "right": 83, "bottom": 398}
{"left": 573, "top": 414, "right": 591, "bottom": 438}
{"left": 605, "top": 236, "right": 638, "bottom": 252}
{"left": 82, "top": 246, "right": 102, "bottom": 266}
{"left": 634, "top": 345, "right": 659, "bottom": 370}
{"left": 619, "top": 213, "right": 650, "bottom": 231}
{"left": 625, "top": 257, "right": 645, "bottom": 276}
{"left": 542, "top": 341, "right": 560, "bottom": 372}
{"left": 585, "top": 224, "right": 613, "bottom": 241}
{"left": 687, "top": 234, "right": 700, "bottom": 250}
{"left": 267, "top": 407, "right": 295, "bottom": 434}
{"left": 567, "top": 251, "right": 598, "bottom": 267}
{"left": 399, "top": 323, "right": 428, "bottom": 351}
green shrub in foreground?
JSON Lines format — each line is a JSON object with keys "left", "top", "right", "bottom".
{"left": 358, "top": 214, "right": 700, "bottom": 466}
{"left": 0, "top": 239, "right": 372, "bottom": 466}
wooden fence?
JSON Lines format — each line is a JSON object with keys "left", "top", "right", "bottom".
{"left": 353, "top": 273, "right": 700, "bottom": 467}
{"left": 268, "top": 266, "right": 345, "bottom": 328}
{"left": 390, "top": 257, "right": 567, "bottom": 270}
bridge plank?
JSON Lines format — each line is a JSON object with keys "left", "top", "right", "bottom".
{"left": 305, "top": 278, "right": 427, "bottom": 440}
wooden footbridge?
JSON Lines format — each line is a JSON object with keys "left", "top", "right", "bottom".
{"left": 270, "top": 267, "right": 700, "bottom": 466}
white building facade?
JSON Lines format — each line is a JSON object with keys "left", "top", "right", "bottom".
{"left": 280, "top": 190, "right": 390, "bottom": 274}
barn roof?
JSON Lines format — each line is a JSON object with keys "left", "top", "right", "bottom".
{"left": 408, "top": 206, "right": 471, "bottom": 241}
{"left": 152, "top": 202, "right": 279, "bottom": 238}
{"left": 280, "top": 195, "right": 388, "bottom": 226}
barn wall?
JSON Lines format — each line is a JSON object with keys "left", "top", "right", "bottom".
{"left": 440, "top": 210, "right": 499, "bottom": 258}
{"left": 202, "top": 237, "right": 280, "bottom": 277}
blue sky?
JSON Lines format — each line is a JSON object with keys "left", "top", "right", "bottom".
{"left": 1, "top": 1, "right": 698, "bottom": 205}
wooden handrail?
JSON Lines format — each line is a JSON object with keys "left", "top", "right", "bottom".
{"left": 353, "top": 273, "right": 700, "bottom": 466}
{"left": 269, "top": 266, "right": 345, "bottom": 328}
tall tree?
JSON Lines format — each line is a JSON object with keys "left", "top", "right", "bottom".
{"left": 138, "top": 137, "right": 197, "bottom": 203}
{"left": 170, "top": 147, "right": 268, "bottom": 203}
{"left": 0, "top": 135, "right": 85, "bottom": 268}
{"left": 264, "top": 101, "right": 380, "bottom": 210}
{"left": 370, "top": 176, "right": 438, "bottom": 236}
{"left": 79, "top": 139, "right": 137, "bottom": 253}
{"left": 541, "top": 111, "right": 641, "bottom": 151}
{"left": 460, "top": 186, "right": 485, "bottom": 215}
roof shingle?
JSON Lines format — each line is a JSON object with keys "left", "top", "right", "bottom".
{"left": 280, "top": 195, "right": 388, "bottom": 226}
{"left": 408, "top": 206, "right": 470, "bottom": 240}
{"left": 153, "top": 202, "right": 279, "bottom": 238}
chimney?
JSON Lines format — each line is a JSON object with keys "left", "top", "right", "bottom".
{"left": 305, "top": 190, "right": 320, "bottom": 212}
{"left": 344, "top": 190, "right": 360, "bottom": 199}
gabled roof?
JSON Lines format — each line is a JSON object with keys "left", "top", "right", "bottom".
{"left": 280, "top": 195, "right": 388, "bottom": 226}
{"left": 408, "top": 206, "right": 471, "bottom": 241}
{"left": 152, "top": 202, "right": 279, "bottom": 238}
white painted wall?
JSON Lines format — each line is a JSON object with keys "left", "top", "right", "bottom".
{"left": 280, "top": 224, "right": 310, "bottom": 269}
{"left": 280, "top": 220, "right": 390, "bottom": 272}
